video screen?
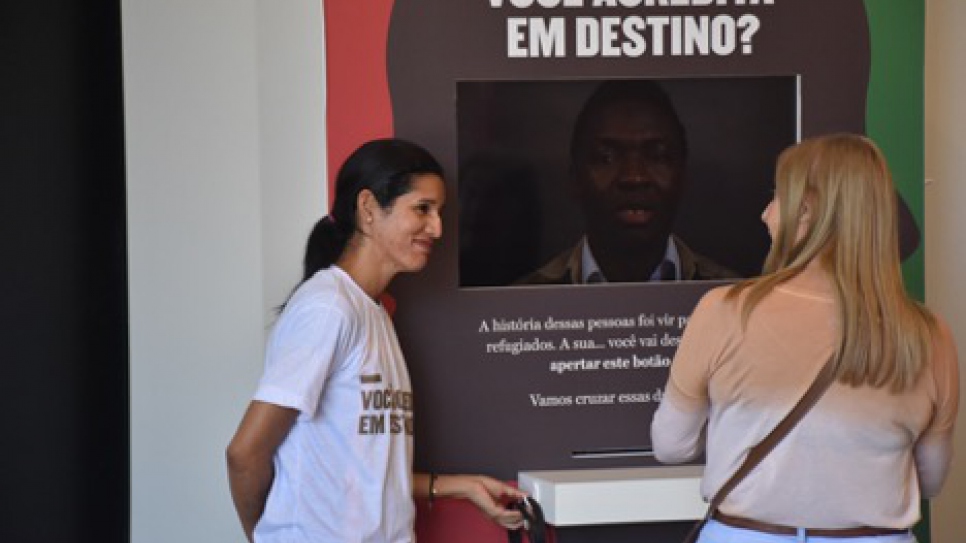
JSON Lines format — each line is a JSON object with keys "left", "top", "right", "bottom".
{"left": 457, "top": 77, "right": 799, "bottom": 288}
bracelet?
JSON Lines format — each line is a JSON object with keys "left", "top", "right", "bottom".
{"left": 428, "top": 473, "right": 438, "bottom": 508}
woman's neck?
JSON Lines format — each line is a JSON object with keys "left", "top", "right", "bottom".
{"left": 786, "top": 258, "right": 835, "bottom": 293}
{"left": 336, "top": 246, "right": 393, "bottom": 300}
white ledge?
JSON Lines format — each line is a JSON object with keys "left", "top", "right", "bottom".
{"left": 518, "top": 465, "right": 706, "bottom": 526}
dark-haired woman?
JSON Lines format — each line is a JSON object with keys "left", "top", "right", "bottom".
{"left": 652, "top": 134, "right": 959, "bottom": 542}
{"left": 227, "top": 139, "right": 524, "bottom": 543}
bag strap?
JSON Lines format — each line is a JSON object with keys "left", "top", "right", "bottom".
{"left": 711, "top": 357, "right": 837, "bottom": 509}
{"left": 683, "top": 356, "right": 838, "bottom": 543}
{"left": 508, "top": 496, "right": 547, "bottom": 543}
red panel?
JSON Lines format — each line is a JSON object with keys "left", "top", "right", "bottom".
{"left": 323, "top": 0, "right": 396, "bottom": 199}
{"left": 416, "top": 499, "right": 511, "bottom": 543}
{"left": 415, "top": 494, "right": 556, "bottom": 543}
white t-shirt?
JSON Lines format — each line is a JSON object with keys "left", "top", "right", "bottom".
{"left": 253, "top": 266, "right": 415, "bottom": 543}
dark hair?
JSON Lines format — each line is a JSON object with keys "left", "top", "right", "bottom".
{"left": 570, "top": 79, "right": 688, "bottom": 160}
{"left": 301, "top": 138, "right": 443, "bottom": 283}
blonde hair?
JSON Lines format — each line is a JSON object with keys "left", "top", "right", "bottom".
{"left": 729, "top": 133, "right": 935, "bottom": 392}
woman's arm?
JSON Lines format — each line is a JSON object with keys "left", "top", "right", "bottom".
{"left": 651, "top": 386, "right": 709, "bottom": 463}
{"left": 651, "top": 288, "right": 727, "bottom": 463}
{"left": 226, "top": 401, "right": 299, "bottom": 542}
{"left": 914, "top": 431, "right": 954, "bottom": 498}
{"left": 414, "top": 472, "right": 526, "bottom": 529}
{"left": 916, "top": 317, "right": 960, "bottom": 497}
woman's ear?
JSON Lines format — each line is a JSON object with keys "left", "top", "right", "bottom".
{"left": 799, "top": 201, "right": 812, "bottom": 224}
{"left": 356, "top": 189, "right": 376, "bottom": 227}
{"left": 794, "top": 200, "right": 814, "bottom": 244}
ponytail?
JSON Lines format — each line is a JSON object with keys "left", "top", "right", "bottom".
{"left": 302, "top": 214, "right": 353, "bottom": 283}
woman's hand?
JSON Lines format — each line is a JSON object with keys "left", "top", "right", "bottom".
{"left": 416, "top": 473, "right": 527, "bottom": 529}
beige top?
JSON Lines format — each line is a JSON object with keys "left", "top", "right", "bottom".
{"left": 651, "top": 271, "right": 959, "bottom": 529}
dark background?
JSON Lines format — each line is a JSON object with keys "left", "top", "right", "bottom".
{"left": 386, "top": 6, "right": 872, "bottom": 541}
{"left": 0, "top": 2, "right": 129, "bottom": 542}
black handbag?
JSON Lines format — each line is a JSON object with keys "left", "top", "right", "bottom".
{"left": 508, "top": 496, "right": 547, "bottom": 543}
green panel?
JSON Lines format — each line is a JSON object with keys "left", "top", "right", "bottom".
{"left": 864, "top": 0, "right": 926, "bottom": 302}
{"left": 917, "top": 500, "right": 932, "bottom": 543}
{"left": 864, "top": 1, "right": 929, "bottom": 541}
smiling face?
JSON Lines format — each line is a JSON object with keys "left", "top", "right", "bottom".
{"left": 572, "top": 97, "right": 686, "bottom": 250}
{"left": 367, "top": 173, "right": 446, "bottom": 275}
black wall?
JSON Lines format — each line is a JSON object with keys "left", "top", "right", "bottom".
{"left": 1, "top": 2, "right": 129, "bottom": 542}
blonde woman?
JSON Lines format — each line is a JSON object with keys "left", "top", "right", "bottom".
{"left": 652, "top": 134, "right": 959, "bottom": 542}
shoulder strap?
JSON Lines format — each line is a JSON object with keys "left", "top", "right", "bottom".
{"left": 711, "top": 356, "right": 838, "bottom": 511}
{"left": 680, "top": 358, "right": 837, "bottom": 543}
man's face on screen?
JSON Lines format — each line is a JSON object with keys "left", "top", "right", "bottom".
{"left": 572, "top": 98, "right": 686, "bottom": 248}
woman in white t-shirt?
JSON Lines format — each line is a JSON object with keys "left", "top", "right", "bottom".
{"left": 652, "top": 134, "right": 959, "bottom": 542}
{"left": 227, "top": 139, "right": 525, "bottom": 543}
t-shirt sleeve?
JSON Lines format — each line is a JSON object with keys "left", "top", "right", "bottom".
{"left": 254, "top": 295, "right": 349, "bottom": 418}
